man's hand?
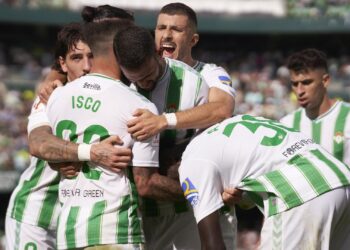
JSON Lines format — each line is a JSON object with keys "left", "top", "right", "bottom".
{"left": 127, "top": 109, "right": 167, "bottom": 141}
{"left": 49, "top": 162, "right": 82, "bottom": 178}
{"left": 91, "top": 135, "right": 132, "bottom": 172}
{"left": 38, "top": 79, "right": 64, "bottom": 104}
{"left": 222, "top": 188, "right": 243, "bottom": 206}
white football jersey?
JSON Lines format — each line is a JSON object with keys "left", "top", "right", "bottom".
{"left": 179, "top": 115, "right": 350, "bottom": 223}
{"left": 132, "top": 58, "right": 209, "bottom": 217}
{"left": 7, "top": 97, "right": 60, "bottom": 230}
{"left": 193, "top": 61, "right": 235, "bottom": 98}
{"left": 46, "top": 73, "right": 159, "bottom": 249}
{"left": 280, "top": 101, "right": 350, "bottom": 165}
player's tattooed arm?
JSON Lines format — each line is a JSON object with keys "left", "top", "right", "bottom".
{"left": 29, "top": 125, "right": 78, "bottom": 162}
{"left": 133, "top": 167, "right": 185, "bottom": 201}
{"left": 29, "top": 126, "right": 131, "bottom": 171}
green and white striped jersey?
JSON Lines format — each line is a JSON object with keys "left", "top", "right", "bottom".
{"left": 193, "top": 61, "right": 236, "bottom": 98}
{"left": 179, "top": 115, "right": 350, "bottom": 223}
{"left": 280, "top": 101, "right": 350, "bottom": 166}
{"left": 46, "top": 74, "right": 159, "bottom": 249}
{"left": 7, "top": 97, "right": 60, "bottom": 230}
{"left": 132, "top": 58, "right": 209, "bottom": 217}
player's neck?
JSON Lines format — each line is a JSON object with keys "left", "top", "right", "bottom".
{"left": 90, "top": 57, "right": 121, "bottom": 80}
{"left": 306, "top": 96, "right": 337, "bottom": 120}
{"left": 182, "top": 55, "right": 196, "bottom": 67}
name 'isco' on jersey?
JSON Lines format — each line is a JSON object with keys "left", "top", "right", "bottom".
{"left": 280, "top": 101, "right": 350, "bottom": 165}
{"left": 46, "top": 73, "right": 159, "bottom": 249}
{"left": 180, "top": 115, "right": 350, "bottom": 222}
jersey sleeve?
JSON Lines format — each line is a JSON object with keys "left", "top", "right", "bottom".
{"left": 279, "top": 113, "right": 293, "bottom": 127}
{"left": 130, "top": 102, "right": 160, "bottom": 168}
{"left": 201, "top": 65, "right": 236, "bottom": 97}
{"left": 27, "top": 96, "right": 50, "bottom": 133}
{"left": 179, "top": 158, "right": 223, "bottom": 223}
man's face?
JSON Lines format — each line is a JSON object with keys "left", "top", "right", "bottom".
{"left": 289, "top": 69, "right": 329, "bottom": 110}
{"left": 155, "top": 13, "right": 198, "bottom": 61}
{"left": 59, "top": 40, "right": 93, "bottom": 81}
{"left": 121, "top": 56, "right": 162, "bottom": 91}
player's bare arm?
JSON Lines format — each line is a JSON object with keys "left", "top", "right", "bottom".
{"left": 133, "top": 166, "right": 185, "bottom": 201}
{"left": 29, "top": 125, "right": 131, "bottom": 171}
{"left": 128, "top": 100, "right": 232, "bottom": 141}
{"left": 38, "top": 79, "right": 64, "bottom": 104}
{"left": 208, "top": 87, "right": 235, "bottom": 118}
{"left": 198, "top": 210, "right": 226, "bottom": 250}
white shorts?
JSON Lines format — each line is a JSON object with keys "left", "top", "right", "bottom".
{"left": 142, "top": 209, "right": 236, "bottom": 250}
{"left": 5, "top": 216, "right": 56, "bottom": 250}
{"left": 259, "top": 186, "right": 350, "bottom": 250}
{"left": 77, "top": 243, "right": 144, "bottom": 250}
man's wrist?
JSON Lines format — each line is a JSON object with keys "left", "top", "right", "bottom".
{"left": 164, "top": 113, "right": 177, "bottom": 129}
{"left": 78, "top": 144, "right": 91, "bottom": 161}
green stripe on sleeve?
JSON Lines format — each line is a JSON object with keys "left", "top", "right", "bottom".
{"left": 333, "top": 103, "right": 350, "bottom": 161}
{"left": 312, "top": 121, "right": 322, "bottom": 144}
{"left": 288, "top": 154, "right": 331, "bottom": 195}
{"left": 293, "top": 110, "right": 302, "bottom": 131}
{"left": 87, "top": 200, "right": 107, "bottom": 246}
{"left": 311, "top": 149, "right": 350, "bottom": 185}
{"left": 65, "top": 207, "right": 80, "bottom": 249}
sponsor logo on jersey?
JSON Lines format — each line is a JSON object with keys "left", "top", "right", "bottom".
{"left": 218, "top": 75, "right": 232, "bottom": 87}
{"left": 181, "top": 178, "right": 199, "bottom": 206}
{"left": 334, "top": 132, "right": 344, "bottom": 144}
{"left": 83, "top": 82, "right": 101, "bottom": 90}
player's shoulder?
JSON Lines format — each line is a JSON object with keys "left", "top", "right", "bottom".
{"left": 166, "top": 58, "right": 201, "bottom": 76}
{"left": 280, "top": 108, "right": 303, "bottom": 122}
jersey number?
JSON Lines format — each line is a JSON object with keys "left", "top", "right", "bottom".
{"left": 56, "top": 120, "right": 110, "bottom": 180}
{"left": 212, "top": 115, "right": 296, "bottom": 146}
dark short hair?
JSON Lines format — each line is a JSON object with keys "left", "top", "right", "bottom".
{"left": 159, "top": 2, "right": 197, "bottom": 31}
{"left": 83, "top": 19, "right": 133, "bottom": 57}
{"left": 114, "top": 26, "right": 155, "bottom": 69}
{"left": 287, "top": 48, "right": 328, "bottom": 73}
{"left": 81, "top": 5, "right": 134, "bottom": 23}
{"left": 53, "top": 22, "right": 85, "bottom": 73}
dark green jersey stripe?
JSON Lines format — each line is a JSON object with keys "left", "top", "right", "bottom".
{"left": 11, "top": 159, "right": 47, "bottom": 221}
{"left": 292, "top": 110, "right": 302, "bottom": 131}
{"left": 116, "top": 195, "right": 130, "bottom": 243}
{"left": 288, "top": 154, "right": 331, "bottom": 195}
{"left": 264, "top": 170, "right": 303, "bottom": 211}
{"left": 311, "top": 149, "right": 350, "bottom": 184}
{"left": 65, "top": 207, "right": 80, "bottom": 249}
{"left": 37, "top": 174, "right": 60, "bottom": 228}
{"left": 312, "top": 121, "right": 321, "bottom": 144}
{"left": 241, "top": 178, "right": 267, "bottom": 211}
{"left": 333, "top": 103, "right": 350, "bottom": 161}
{"left": 87, "top": 200, "right": 107, "bottom": 246}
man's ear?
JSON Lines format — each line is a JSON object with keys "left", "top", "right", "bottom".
{"left": 59, "top": 56, "right": 68, "bottom": 73}
{"left": 322, "top": 73, "right": 330, "bottom": 88}
{"left": 191, "top": 33, "right": 199, "bottom": 48}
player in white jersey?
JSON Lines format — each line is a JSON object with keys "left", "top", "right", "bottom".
{"left": 179, "top": 114, "right": 350, "bottom": 250}
{"left": 114, "top": 25, "right": 237, "bottom": 249}
{"left": 5, "top": 23, "right": 95, "bottom": 250}
{"left": 48, "top": 20, "right": 186, "bottom": 250}
{"left": 156, "top": 3, "right": 238, "bottom": 249}
{"left": 280, "top": 48, "right": 350, "bottom": 166}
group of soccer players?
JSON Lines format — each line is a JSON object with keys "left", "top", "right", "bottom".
{"left": 5, "top": 2, "right": 350, "bottom": 250}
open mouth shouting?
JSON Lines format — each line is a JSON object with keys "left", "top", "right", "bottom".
{"left": 160, "top": 43, "right": 176, "bottom": 58}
